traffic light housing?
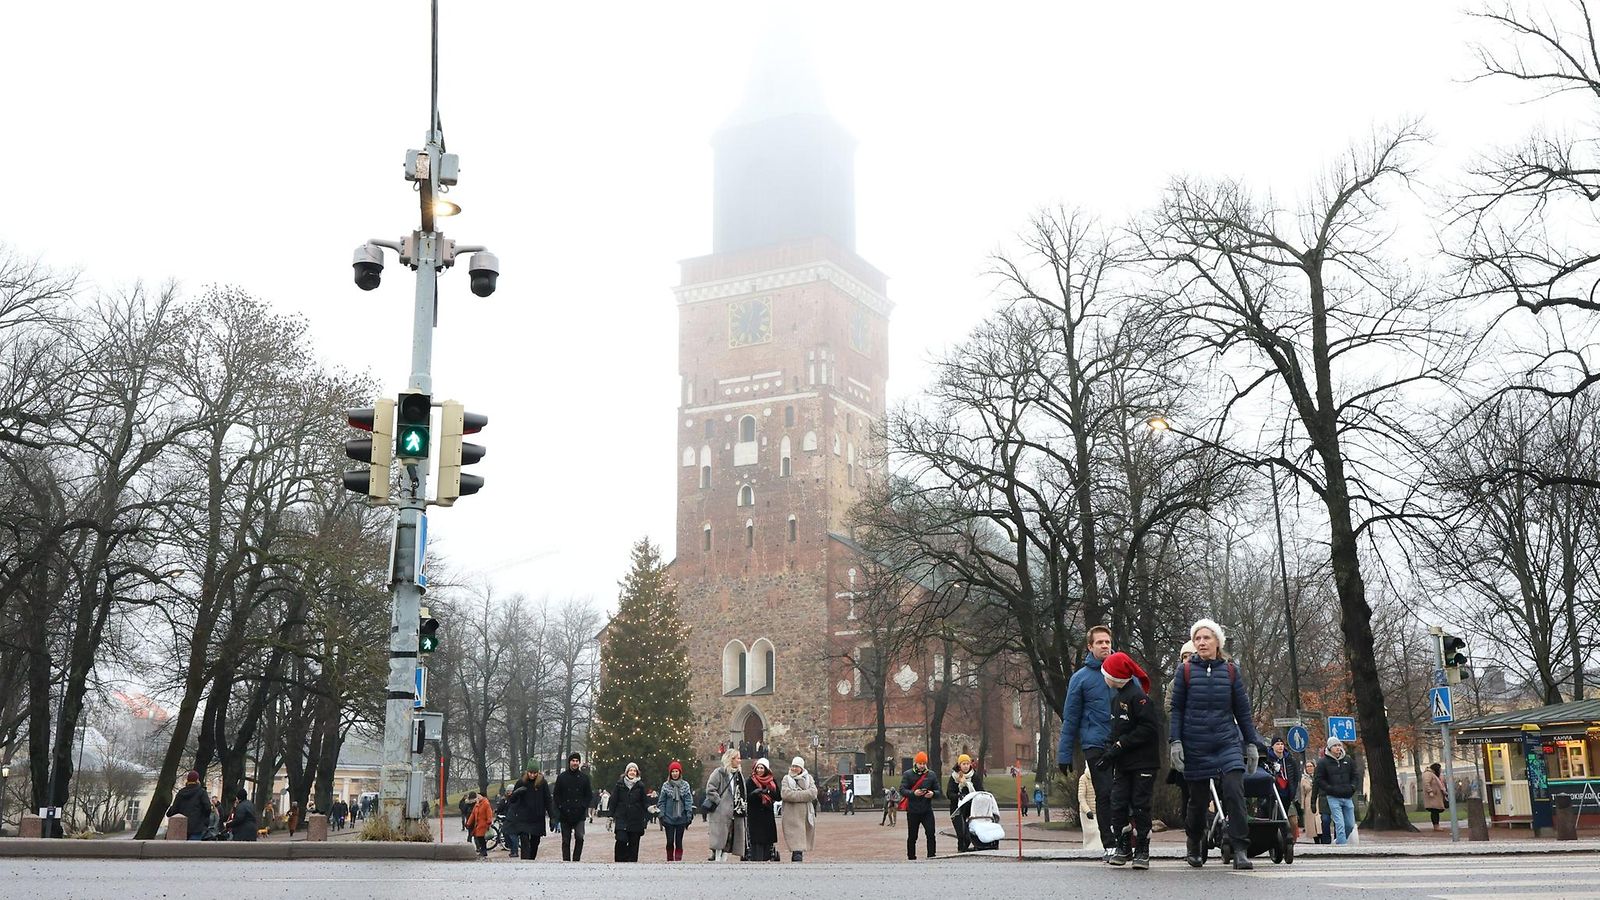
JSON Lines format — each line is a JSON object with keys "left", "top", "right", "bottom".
{"left": 437, "top": 400, "right": 487, "bottom": 505}
{"left": 342, "top": 399, "right": 394, "bottom": 504}
{"left": 396, "top": 391, "right": 432, "bottom": 459}
{"left": 1440, "top": 633, "right": 1470, "bottom": 684}
{"left": 419, "top": 608, "right": 440, "bottom": 654}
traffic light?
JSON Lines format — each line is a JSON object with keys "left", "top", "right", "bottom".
{"left": 1440, "top": 633, "right": 1470, "bottom": 684}
{"left": 395, "top": 391, "right": 431, "bottom": 459}
{"left": 342, "top": 399, "right": 394, "bottom": 504}
{"left": 436, "top": 400, "right": 487, "bottom": 505}
{"left": 419, "top": 607, "right": 440, "bottom": 654}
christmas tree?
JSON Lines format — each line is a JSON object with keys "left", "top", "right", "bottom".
{"left": 588, "top": 538, "right": 700, "bottom": 789}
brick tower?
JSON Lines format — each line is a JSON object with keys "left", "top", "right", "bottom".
{"left": 670, "top": 58, "right": 893, "bottom": 775}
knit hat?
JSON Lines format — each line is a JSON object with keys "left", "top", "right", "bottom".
{"left": 914, "top": 751, "right": 928, "bottom": 766}
{"left": 668, "top": 760, "right": 683, "bottom": 774}
{"left": 568, "top": 752, "right": 582, "bottom": 763}
{"left": 185, "top": 770, "right": 200, "bottom": 784}
{"left": 1326, "top": 735, "right": 1344, "bottom": 749}
{"left": 1190, "top": 618, "right": 1227, "bottom": 649}
{"left": 755, "top": 757, "right": 771, "bottom": 773}
{"left": 1180, "top": 640, "right": 1196, "bottom": 656}
{"left": 790, "top": 757, "right": 806, "bottom": 770}
{"left": 1101, "top": 651, "right": 1152, "bottom": 693}
{"left": 525, "top": 759, "right": 539, "bottom": 773}
{"left": 957, "top": 753, "right": 972, "bottom": 766}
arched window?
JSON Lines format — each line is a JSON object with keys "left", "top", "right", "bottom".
{"left": 737, "top": 485, "right": 754, "bottom": 507}
{"left": 722, "top": 640, "right": 748, "bottom": 695}
{"left": 779, "top": 436, "right": 792, "bottom": 477}
{"left": 787, "top": 515, "right": 797, "bottom": 542}
{"left": 701, "top": 465, "right": 712, "bottom": 489}
{"left": 703, "top": 524, "right": 712, "bottom": 552}
{"left": 784, "top": 405, "right": 795, "bottom": 427}
{"left": 847, "top": 442, "right": 856, "bottom": 486}
{"left": 745, "top": 519, "right": 755, "bottom": 548}
{"left": 739, "top": 415, "right": 756, "bottom": 442}
{"left": 749, "top": 639, "right": 776, "bottom": 693}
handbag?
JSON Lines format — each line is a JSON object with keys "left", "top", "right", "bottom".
{"left": 898, "top": 773, "right": 929, "bottom": 812}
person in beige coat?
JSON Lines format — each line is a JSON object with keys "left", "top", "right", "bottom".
{"left": 1423, "top": 763, "right": 1448, "bottom": 830}
{"left": 1078, "top": 769, "right": 1103, "bottom": 852}
{"left": 780, "top": 757, "right": 819, "bottom": 861}
{"left": 1298, "top": 760, "right": 1322, "bottom": 842}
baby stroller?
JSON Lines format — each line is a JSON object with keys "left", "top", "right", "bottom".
{"left": 1202, "top": 768, "right": 1294, "bottom": 865}
{"left": 956, "top": 790, "right": 1005, "bottom": 851}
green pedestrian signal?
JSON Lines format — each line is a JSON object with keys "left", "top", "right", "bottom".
{"left": 419, "top": 609, "right": 440, "bottom": 654}
{"left": 395, "top": 391, "right": 432, "bottom": 459}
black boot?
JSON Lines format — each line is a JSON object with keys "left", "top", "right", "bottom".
{"left": 1232, "top": 846, "right": 1254, "bottom": 871}
{"left": 1185, "top": 834, "right": 1204, "bottom": 868}
{"left": 1108, "top": 832, "right": 1132, "bottom": 866}
{"left": 791, "top": 851, "right": 801, "bottom": 862}
{"left": 1132, "top": 836, "right": 1150, "bottom": 870}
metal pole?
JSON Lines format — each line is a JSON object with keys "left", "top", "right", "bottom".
{"left": 1443, "top": 721, "right": 1459, "bottom": 842}
{"left": 1269, "top": 466, "right": 1302, "bottom": 715}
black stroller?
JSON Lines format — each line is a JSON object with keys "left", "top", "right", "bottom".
{"left": 1202, "top": 768, "right": 1294, "bottom": 865}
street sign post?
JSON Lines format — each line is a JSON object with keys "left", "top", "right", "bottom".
{"left": 1286, "top": 725, "right": 1310, "bottom": 754}
{"left": 1429, "top": 686, "right": 1454, "bottom": 724}
{"left": 1328, "top": 716, "right": 1357, "bottom": 743}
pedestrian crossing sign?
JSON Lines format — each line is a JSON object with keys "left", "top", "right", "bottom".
{"left": 1429, "top": 686, "right": 1453, "bottom": 724}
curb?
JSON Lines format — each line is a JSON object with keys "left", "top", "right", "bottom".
{"left": 0, "top": 839, "right": 476, "bottom": 861}
{"left": 972, "top": 841, "right": 1600, "bottom": 861}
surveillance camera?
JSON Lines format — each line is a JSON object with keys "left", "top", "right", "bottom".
{"left": 468, "top": 251, "right": 499, "bottom": 298}
{"left": 352, "top": 243, "right": 384, "bottom": 291}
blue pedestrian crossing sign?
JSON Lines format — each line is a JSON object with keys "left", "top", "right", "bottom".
{"left": 1329, "top": 716, "right": 1357, "bottom": 743}
{"left": 1429, "top": 686, "right": 1453, "bottom": 724}
{"left": 1287, "top": 725, "right": 1310, "bottom": 754}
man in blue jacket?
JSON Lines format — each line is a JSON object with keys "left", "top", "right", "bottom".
{"left": 1057, "top": 625, "right": 1116, "bottom": 857}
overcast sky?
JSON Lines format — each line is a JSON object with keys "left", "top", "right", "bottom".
{"left": 6, "top": 1, "right": 1557, "bottom": 610}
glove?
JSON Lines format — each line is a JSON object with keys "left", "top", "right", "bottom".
{"left": 1169, "top": 742, "right": 1184, "bottom": 771}
{"left": 1244, "top": 743, "right": 1260, "bottom": 772}
{"left": 1059, "top": 762, "right": 1073, "bottom": 779}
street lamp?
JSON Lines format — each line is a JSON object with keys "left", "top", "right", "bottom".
{"left": 0, "top": 763, "right": 10, "bottom": 836}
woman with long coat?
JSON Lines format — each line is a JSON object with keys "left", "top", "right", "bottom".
{"left": 745, "top": 758, "right": 780, "bottom": 862}
{"left": 1298, "top": 760, "right": 1322, "bottom": 842}
{"left": 1423, "top": 763, "right": 1448, "bottom": 830}
{"left": 609, "top": 762, "right": 653, "bottom": 862}
{"left": 780, "top": 757, "right": 818, "bottom": 862}
{"left": 506, "top": 764, "right": 554, "bottom": 860}
{"left": 704, "top": 747, "right": 749, "bottom": 861}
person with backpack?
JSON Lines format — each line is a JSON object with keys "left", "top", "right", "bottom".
{"left": 900, "top": 751, "right": 942, "bottom": 860}
{"left": 1264, "top": 737, "right": 1300, "bottom": 825}
{"left": 1170, "top": 618, "right": 1267, "bottom": 871}
{"left": 165, "top": 770, "right": 211, "bottom": 840}
{"left": 1097, "top": 651, "right": 1162, "bottom": 870}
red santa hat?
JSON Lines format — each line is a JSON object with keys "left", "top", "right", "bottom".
{"left": 1101, "top": 651, "right": 1151, "bottom": 693}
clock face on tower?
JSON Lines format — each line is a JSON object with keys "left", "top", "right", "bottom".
{"left": 728, "top": 297, "right": 774, "bottom": 348}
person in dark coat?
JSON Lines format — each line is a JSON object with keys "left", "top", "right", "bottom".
{"left": 506, "top": 762, "right": 554, "bottom": 860}
{"left": 745, "top": 758, "right": 780, "bottom": 862}
{"left": 1170, "top": 618, "right": 1267, "bottom": 871}
{"left": 947, "top": 754, "right": 984, "bottom": 852}
{"left": 165, "top": 770, "right": 211, "bottom": 840}
{"left": 900, "top": 751, "right": 942, "bottom": 860}
{"left": 1058, "top": 626, "right": 1117, "bottom": 857}
{"left": 224, "top": 787, "right": 258, "bottom": 841}
{"left": 1315, "top": 737, "right": 1361, "bottom": 844}
{"left": 609, "top": 762, "right": 654, "bottom": 862}
{"left": 1098, "top": 651, "right": 1162, "bottom": 870}
{"left": 553, "top": 751, "right": 594, "bottom": 861}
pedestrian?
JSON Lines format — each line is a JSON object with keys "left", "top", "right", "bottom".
{"left": 1057, "top": 625, "right": 1117, "bottom": 858}
{"left": 1077, "top": 770, "right": 1101, "bottom": 853}
{"left": 947, "top": 753, "right": 985, "bottom": 852}
{"left": 465, "top": 791, "right": 494, "bottom": 859}
{"left": 457, "top": 792, "right": 473, "bottom": 838}
{"left": 495, "top": 787, "right": 520, "bottom": 857}
{"left": 843, "top": 779, "right": 855, "bottom": 815}
{"left": 704, "top": 747, "right": 749, "bottom": 861}
{"left": 554, "top": 751, "right": 594, "bottom": 861}
{"left": 746, "top": 758, "right": 780, "bottom": 862}
{"left": 507, "top": 761, "right": 554, "bottom": 860}
{"left": 658, "top": 760, "right": 695, "bottom": 861}
{"left": 609, "top": 762, "right": 653, "bottom": 862}
{"left": 1315, "top": 736, "right": 1360, "bottom": 845}
{"left": 1097, "top": 651, "right": 1161, "bottom": 870}
{"left": 881, "top": 785, "right": 899, "bottom": 826}
{"left": 1033, "top": 784, "right": 1045, "bottom": 819}
{"left": 1164, "top": 640, "right": 1197, "bottom": 821}
{"left": 1169, "top": 618, "right": 1267, "bottom": 871}
{"left": 900, "top": 751, "right": 941, "bottom": 860}
{"left": 1298, "top": 760, "right": 1322, "bottom": 843}
{"left": 224, "top": 787, "right": 259, "bottom": 842}
{"left": 780, "top": 757, "right": 818, "bottom": 862}
{"left": 165, "top": 770, "right": 211, "bottom": 841}
{"left": 1264, "top": 737, "right": 1299, "bottom": 826}
{"left": 1423, "top": 762, "right": 1447, "bottom": 831}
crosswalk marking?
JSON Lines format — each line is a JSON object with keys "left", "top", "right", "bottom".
{"left": 1344, "top": 880, "right": 1600, "bottom": 891}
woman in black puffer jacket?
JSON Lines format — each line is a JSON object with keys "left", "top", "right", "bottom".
{"left": 1169, "top": 618, "right": 1266, "bottom": 871}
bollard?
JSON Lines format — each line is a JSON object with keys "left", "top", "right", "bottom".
{"left": 166, "top": 814, "right": 188, "bottom": 840}
{"left": 307, "top": 813, "right": 329, "bottom": 842}
{"left": 18, "top": 814, "right": 42, "bottom": 839}
{"left": 1466, "top": 797, "right": 1490, "bottom": 841}
{"left": 1553, "top": 794, "right": 1578, "bottom": 841}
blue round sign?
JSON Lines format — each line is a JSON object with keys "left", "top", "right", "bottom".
{"left": 1287, "top": 725, "right": 1310, "bottom": 754}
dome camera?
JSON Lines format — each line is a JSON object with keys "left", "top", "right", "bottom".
{"left": 352, "top": 243, "right": 385, "bottom": 291}
{"left": 468, "top": 251, "right": 499, "bottom": 298}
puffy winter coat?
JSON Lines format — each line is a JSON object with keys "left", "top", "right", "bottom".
{"left": 1102, "top": 679, "right": 1162, "bottom": 772}
{"left": 553, "top": 768, "right": 593, "bottom": 824}
{"left": 466, "top": 795, "right": 495, "bottom": 838}
{"left": 506, "top": 774, "right": 553, "bottom": 837}
{"left": 166, "top": 783, "right": 211, "bottom": 837}
{"left": 609, "top": 779, "right": 650, "bottom": 835}
{"left": 1057, "top": 653, "right": 1113, "bottom": 764}
{"left": 1316, "top": 752, "right": 1360, "bottom": 799}
{"left": 899, "top": 767, "right": 941, "bottom": 815}
{"left": 1169, "top": 656, "right": 1264, "bottom": 779}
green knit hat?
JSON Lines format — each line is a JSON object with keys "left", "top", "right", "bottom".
{"left": 525, "top": 759, "right": 539, "bottom": 773}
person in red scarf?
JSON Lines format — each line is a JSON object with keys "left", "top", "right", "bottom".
{"left": 745, "top": 758, "right": 781, "bottom": 862}
{"left": 1096, "top": 651, "right": 1162, "bottom": 870}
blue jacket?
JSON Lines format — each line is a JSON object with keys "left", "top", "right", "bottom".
{"left": 1169, "top": 656, "right": 1265, "bottom": 779}
{"left": 1057, "top": 653, "right": 1113, "bottom": 764}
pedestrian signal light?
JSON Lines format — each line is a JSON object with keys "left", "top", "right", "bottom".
{"left": 436, "top": 400, "right": 487, "bottom": 505}
{"left": 396, "top": 392, "right": 431, "bottom": 459}
{"left": 342, "top": 399, "right": 394, "bottom": 504}
{"left": 1440, "top": 634, "right": 1470, "bottom": 684}
{"left": 419, "top": 608, "right": 440, "bottom": 654}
